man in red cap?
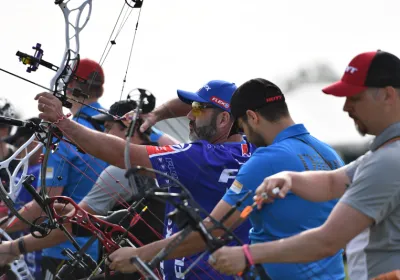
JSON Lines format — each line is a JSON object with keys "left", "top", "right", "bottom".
{"left": 213, "top": 50, "right": 400, "bottom": 280}
{"left": 0, "top": 58, "right": 109, "bottom": 280}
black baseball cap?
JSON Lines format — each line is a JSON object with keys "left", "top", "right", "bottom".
{"left": 92, "top": 100, "right": 137, "bottom": 123}
{"left": 230, "top": 78, "right": 285, "bottom": 119}
{"left": 323, "top": 50, "right": 400, "bottom": 97}
{"left": 6, "top": 117, "right": 41, "bottom": 145}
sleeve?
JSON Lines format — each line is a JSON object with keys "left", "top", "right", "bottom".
{"left": 340, "top": 153, "right": 400, "bottom": 224}
{"left": 44, "top": 141, "right": 72, "bottom": 188}
{"left": 344, "top": 153, "right": 367, "bottom": 183}
{"left": 145, "top": 143, "right": 201, "bottom": 187}
{"left": 222, "top": 152, "right": 275, "bottom": 211}
{"left": 82, "top": 166, "right": 130, "bottom": 215}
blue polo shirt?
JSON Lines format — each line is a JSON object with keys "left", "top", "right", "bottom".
{"left": 223, "top": 124, "right": 345, "bottom": 280}
{"left": 42, "top": 102, "right": 108, "bottom": 261}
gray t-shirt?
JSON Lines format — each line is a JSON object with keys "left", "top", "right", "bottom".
{"left": 82, "top": 165, "right": 155, "bottom": 215}
{"left": 342, "top": 122, "right": 400, "bottom": 280}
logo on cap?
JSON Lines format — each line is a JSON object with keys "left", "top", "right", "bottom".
{"left": 266, "top": 95, "right": 283, "bottom": 103}
{"left": 204, "top": 84, "right": 211, "bottom": 91}
{"left": 211, "top": 96, "right": 230, "bottom": 109}
{"left": 345, "top": 66, "right": 358, "bottom": 74}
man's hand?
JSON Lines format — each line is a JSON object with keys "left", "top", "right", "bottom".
{"left": 0, "top": 241, "right": 19, "bottom": 266}
{"left": 139, "top": 111, "right": 158, "bottom": 132}
{"left": 208, "top": 246, "right": 246, "bottom": 275}
{"left": 254, "top": 172, "right": 292, "bottom": 209}
{"left": 107, "top": 247, "right": 139, "bottom": 273}
{"left": 35, "top": 92, "right": 64, "bottom": 122}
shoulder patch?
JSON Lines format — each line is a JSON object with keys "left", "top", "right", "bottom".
{"left": 229, "top": 179, "right": 243, "bottom": 194}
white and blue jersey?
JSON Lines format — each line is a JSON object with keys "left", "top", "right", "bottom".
{"left": 223, "top": 124, "right": 346, "bottom": 280}
{"left": 42, "top": 102, "right": 108, "bottom": 261}
{"left": 147, "top": 140, "right": 256, "bottom": 280}
{"left": 10, "top": 164, "right": 42, "bottom": 280}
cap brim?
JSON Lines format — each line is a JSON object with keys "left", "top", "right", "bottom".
{"left": 322, "top": 81, "right": 367, "bottom": 97}
{"left": 91, "top": 114, "right": 113, "bottom": 123}
{"left": 177, "top": 90, "right": 208, "bottom": 104}
{"left": 4, "top": 134, "right": 19, "bottom": 144}
{"left": 4, "top": 131, "right": 28, "bottom": 144}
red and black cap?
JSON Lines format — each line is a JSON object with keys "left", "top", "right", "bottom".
{"left": 323, "top": 50, "right": 400, "bottom": 97}
{"left": 74, "top": 58, "right": 105, "bottom": 86}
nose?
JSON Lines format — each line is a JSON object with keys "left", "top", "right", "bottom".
{"left": 342, "top": 98, "right": 351, "bottom": 113}
{"left": 187, "top": 110, "right": 195, "bottom": 121}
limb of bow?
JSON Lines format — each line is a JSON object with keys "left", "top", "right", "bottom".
{"left": 50, "top": 0, "right": 93, "bottom": 94}
{"left": 9, "top": 200, "right": 96, "bottom": 255}
{"left": 48, "top": 196, "right": 142, "bottom": 253}
{"left": 0, "top": 134, "right": 49, "bottom": 232}
{"left": 1, "top": 187, "right": 64, "bottom": 233}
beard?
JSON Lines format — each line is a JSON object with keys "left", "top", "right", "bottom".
{"left": 351, "top": 115, "right": 368, "bottom": 136}
{"left": 189, "top": 114, "right": 218, "bottom": 142}
{"left": 246, "top": 124, "right": 266, "bottom": 147}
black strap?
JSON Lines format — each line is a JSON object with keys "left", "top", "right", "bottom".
{"left": 294, "top": 137, "right": 334, "bottom": 170}
{"left": 74, "top": 112, "right": 104, "bottom": 132}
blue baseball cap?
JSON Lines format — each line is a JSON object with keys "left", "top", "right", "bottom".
{"left": 177, "top": 80, "right": 237, "bottom": 112}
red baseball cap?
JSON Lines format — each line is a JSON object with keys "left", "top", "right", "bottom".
{"left": 323, "top": 50, "right": 400, "bottom": 97}
{"left": 75, "top": 58, "right": 104, "bottom": 86}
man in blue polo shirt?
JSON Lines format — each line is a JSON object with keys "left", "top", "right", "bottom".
{"left": 2, "top": 59, "right": 108, "bottom": 280}
{"left": 209, "top": 78, "right": 345, "bottom": 279}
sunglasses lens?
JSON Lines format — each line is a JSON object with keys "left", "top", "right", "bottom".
{"left": 192, "top": 102, "right": 203, "bottom": 117}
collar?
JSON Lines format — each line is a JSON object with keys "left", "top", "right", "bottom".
{"left": 370, "top": 122, "right": 400, "bottom": 151}
{"left": 272, "top": 124, "right": 310, "bottom": 144}
{"left": 74, "top": 101, "right": 103, "bottom": 118}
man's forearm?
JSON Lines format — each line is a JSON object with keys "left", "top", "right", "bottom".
{"left": 57, "top": 119, "right": 128, "bottom": 168}
{"left": 14, "top": 224, "right": 70, "bottom": 254}
{"left": 154, "top": 98, "right": 191, "bottom": 121}
{"left": 57, "top": 119, "right": 152, "bottom": 169}
{"left": 139, "top": 221, "right": 227, "bottom": 262}
{"left": 3, "top": 201, "right": 44, "bottom": 233}
{"left": 140, "top": 231, "right": 207, "bottom": 262}
{"left": 250, "top": 228, "right": 336, "bottom": 264}
{"left": 289, "top": 169, "right": 346, "bottom": 202}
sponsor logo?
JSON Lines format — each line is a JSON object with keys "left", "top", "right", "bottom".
{"left": 241, "top": 144, "right": 249, "bottom": 156}
{"left": 147, "top": 144, "right": 192, "bottom": 157}
{"left": 229, "top": 179, "right": 243, "bottom": 194}
{"left": 266, "top": 95, "right": 283, "bottom": 103}
{"left": 210, "top": 96, "right": 230, "bottom": 108}
{"left": 345, "top": 66, "right": 358, "bottom": 74}
{"left": 45, "top": 167, "right": 54, "bottom": 179}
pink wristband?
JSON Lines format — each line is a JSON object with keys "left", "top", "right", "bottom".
{"left": 242, "top": 244, "right": 255, "bottom": 266}
{"left": 53, "top": 113, "right": 72, "bottom": 125}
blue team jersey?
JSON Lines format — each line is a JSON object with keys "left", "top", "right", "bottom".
{"left": 10, "top": 164, "right": 42, "bottom": 280}
{"left": 223, "top": 124, "right": 345, "bottom": 280}
{"left": 147, "top": 140, "right": 256, "bottom": 280}
{"left": 42, "top": 102, "right": 108, "bottom": 261}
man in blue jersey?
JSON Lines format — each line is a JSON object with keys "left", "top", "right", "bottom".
{"left": 110, "top": 79, "right": 346, "bottom": 280}
{"left": 32, "top": 79, "right": 255, "bottom": 279}
{"left": 1, "top": 59, "right": 109, "bottom": 280}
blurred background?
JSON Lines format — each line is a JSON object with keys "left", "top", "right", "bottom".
{"left": 1, "top": 0, "right": 395, "bottom": 160}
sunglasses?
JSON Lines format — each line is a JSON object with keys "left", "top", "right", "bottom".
{"left": 191, "top": 102, "right": 215, "bottom": 117}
